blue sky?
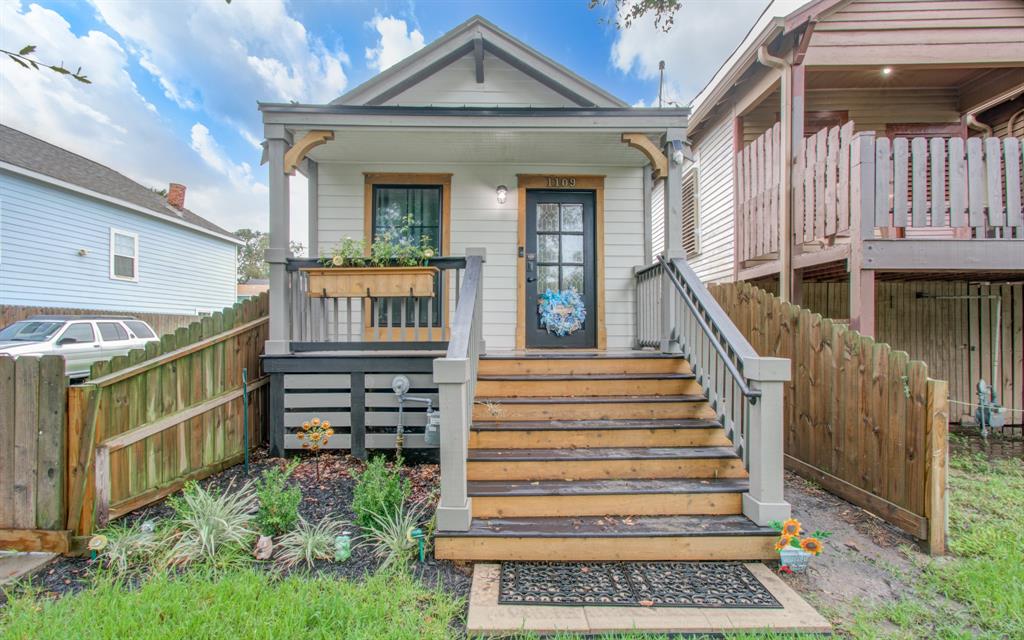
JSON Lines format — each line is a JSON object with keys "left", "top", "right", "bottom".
{"left": 0, "top": 0, "right": 770, "bottom": 238}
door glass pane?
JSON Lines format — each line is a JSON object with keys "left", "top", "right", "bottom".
{"left": 561, "top": 235, "right": 583, "bottom": 263}
{"left": 537, "top": 266, "right": 558, "bottom": 293}
{"left": 537, "top": 204, "right": 559, "bottom": 231}
{"left": 560, "top": 204, "right": 583, "bottom": 232}
{"left": 562, "top": 266, "right": 584, "bottom": 293}
{"left": 538, "top": 234, "right": 559, "bottom": 263}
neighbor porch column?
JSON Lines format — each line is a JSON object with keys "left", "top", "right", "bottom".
{"left": 742, "top": 356, "right": 792, "bottom": 525}
{"left": 266, "top": 125, "right": 292, "bottom": 355}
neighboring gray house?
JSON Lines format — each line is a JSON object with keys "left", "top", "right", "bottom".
{"left": 0, "top": 125, "right": 241, "bottom": 326}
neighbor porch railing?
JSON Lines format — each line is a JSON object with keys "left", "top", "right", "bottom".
{"left": 634, "top": 256, "right": 791, "bottom": 526}
{"left": 735, "top": 124, "right": 1023, "bottom": 264}
{"left": 284, "top": 256, "right": 468, "bottom": 349}
{"left": 433, "top": 249, "right": 485, "bottom": 532}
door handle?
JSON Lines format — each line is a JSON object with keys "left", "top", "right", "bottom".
{"left": 92, "top": 344, "right": 101, "bottom": 348}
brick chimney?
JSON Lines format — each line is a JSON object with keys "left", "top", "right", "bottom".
{"left": 167, "top": 183, "right": 186, "bottom": 209}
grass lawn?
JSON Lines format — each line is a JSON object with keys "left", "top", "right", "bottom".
{"left": 3, "top": 450, "right": 1021, "bottom": 639}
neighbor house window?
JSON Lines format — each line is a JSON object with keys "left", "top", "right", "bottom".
{"left": 681, "top": 167, "right": 699, "bottom": 257}
{"left": 110, "top": 229, "right": 138, "bottom": 281}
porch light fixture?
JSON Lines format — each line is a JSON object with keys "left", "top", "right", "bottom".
{"left": 669, "top": 140, "right": 685, "bottom": 165}
{"left": 881, "top": 67, "right": 893, "bottom": 76}
{"left": 496, "top": 185, "right": 508, "bottom": 204}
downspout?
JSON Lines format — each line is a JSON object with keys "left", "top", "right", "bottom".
{"left": 757, "top": 45, "right": 793, "bottom": 302}
{"left": 1007, "top": 108, "right": 1024, "bottom": 136}
{"left": 964, "top": 81, "right": 1024, "bottom": 137}
{"left": 965, "top": 114, "right": 992, "bottom": 137}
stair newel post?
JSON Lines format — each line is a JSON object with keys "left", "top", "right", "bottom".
{"left": 434, "top": 357, "right": 472, "bottom": 531}
{"left": 659, "top": 259, "right": 681, "bottom": 354}
{"left": 741, "top": 355, "right": 792, "bottom": 526}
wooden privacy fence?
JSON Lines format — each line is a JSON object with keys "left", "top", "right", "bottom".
{"left": 68, "top": 293, "right": 270, "bottom": 538}
{"left": 0, "top": 356, "right": 69, "bottom": 552}
{"left": 735, "top": 121, "right": 782, "bottom": 264}
{"left": 710, "top": 282, "right": 948, "bottom": 554}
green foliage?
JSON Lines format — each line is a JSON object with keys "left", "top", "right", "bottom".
{"left": 588, "top": 0, "right": 682, "bottom": 32}
{"left": 275, "top": 518, "right": 346, "bottom": 570}
{"left": 320, "top": 215, "right": 435, "bottom": 269}
{"left": 93, "top": 521, "right": 164, "bottom": 577}
{"left": 0, "top": 568, "right": 462, "bottom": 640}
{"left": 3, "top": 45, "right": 91, "bottom": 82}
{"left": 361, "top": 500, "right": 427, "bottom": 571}
{"left": 235, "top": 228, "right": 305, "bottom": 283}
{"left": 352, "top": 454, "right": 410, "bottom": 530}
{"left": 253, "top": 461, "right": 302, "bottom": 536}
{"left": 163, "top": 480, "right": 257, "bottom": 569}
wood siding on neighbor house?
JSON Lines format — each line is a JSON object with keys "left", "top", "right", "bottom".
{"left": 650, "top": 178, "right": 664, "bottom": 262}
{"left": 680, "top": 113, "right": 737, "bottom": 283}
{"left": 804, "top": 0, "right": 1024, "bottom": 67}
{"left": 0, "top": 172, "right": 237, "bottom": 316}
{"left": 381, "top": 54, "right": 579, "bottom": 107}
{"left": 315, "top": 163, "right": 645, "bottom": 351}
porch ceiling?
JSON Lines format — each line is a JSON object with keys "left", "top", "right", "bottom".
{"left": 806, "top": 66, "right": 1021, "bottom": 91}
{"left": 305, "top": 129, "right": 652, "bottom": 166}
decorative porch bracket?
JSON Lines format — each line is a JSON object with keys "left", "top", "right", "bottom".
{"left": 621, "top": 132, "right": 668, "bottom": 180}
{"left": 283, "top": 130, "right": 334, "bottom": 176}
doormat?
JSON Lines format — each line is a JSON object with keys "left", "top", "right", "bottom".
{"left": 498, "top": 561, "right": 782, "bottom": 609}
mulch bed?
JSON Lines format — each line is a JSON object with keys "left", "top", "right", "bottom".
{"left": 3, "top": 448, "right": 472, "bottom": 605}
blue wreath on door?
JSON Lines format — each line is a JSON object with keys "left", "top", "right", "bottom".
{"left": 537, "top": 288, "right": 586, "bottom": 336}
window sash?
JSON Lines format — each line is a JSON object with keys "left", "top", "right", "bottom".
{"left": 110, "top": 229, "right": 138, "bottom": 280}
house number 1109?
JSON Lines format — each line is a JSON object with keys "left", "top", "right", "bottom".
{"left": 546, "top": 176, "right": 576, "bottom": 187}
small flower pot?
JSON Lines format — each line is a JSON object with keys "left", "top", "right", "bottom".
{"left": 779, "top": 547, "right": 812, "bottom": 573}
{"left": 302, "top": 266, "right": 438, "bottom": 298}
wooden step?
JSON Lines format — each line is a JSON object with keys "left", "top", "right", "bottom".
{"left": 469, "top": 419, "right": 730, "bottom": 449}
{"left": 468, "top": 478, "right": 747, "bottom": 518}
{"left": 476, "top": 373, "right": 701, "bottom": 398}
{"left": 479, "top": 355, "right": 692, "bottom": 377}
{"left": 466, "top": 446, "right": 746, "bottom": 481}
{"left": 434, "top": 514, "right": 776, "bottom": 561}
{"left": 473, "top": 395, "right": 716, "bottom": 422}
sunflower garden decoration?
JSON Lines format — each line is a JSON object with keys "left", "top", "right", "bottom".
{"left": 296, "top": 417, "right": 333, "bottom": 481}
{"left": 770, "top": 518, "right": 830, "bottom": 573}
{"left": 537, "top": 288, "right": 586, "bottom": 336}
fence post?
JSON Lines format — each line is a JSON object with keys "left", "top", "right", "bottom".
{"left": 433, "top": 358, "right": 472, "bottom": 531}
{"left": 925, "top": 379, "right": 949, "bottom": 555}
{"left": 742, "top": 356, "right": 792, "bottom": 526}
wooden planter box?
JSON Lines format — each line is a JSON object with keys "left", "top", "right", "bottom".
{"left": 302, "top": 266, "right": 438, "bottom": 298}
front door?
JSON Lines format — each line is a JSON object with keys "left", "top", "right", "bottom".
{"left": 524, "top": 190, "right": 597, "bottom": 348}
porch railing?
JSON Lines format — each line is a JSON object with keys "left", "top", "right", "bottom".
{"left": 736, "top": 123, "right": 1023, "bottom": 264}
{"left": 634, "top": 255, "right": 791, "bottom": 525}
{"left": 284, "top": 256, "right": 467, "bottom": 349}
{"left": 433, "top": 249, "right": 485, "bottom": 532}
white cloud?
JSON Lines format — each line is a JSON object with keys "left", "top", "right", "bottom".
{"left": 365, "top": 15, "right": 425, "bottom": 72}
{"left": 90, "top": 0, "right": 350, "bottom": 130}
{"left": 189, "top": 123, "right": 266, "bottom": 197}
{"left": 0, "top": 2, "right": 268, "bottom": 233}
{"left": 610, "top": 0, "right": 772, "bottom": 106}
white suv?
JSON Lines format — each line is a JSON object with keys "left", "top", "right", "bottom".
{"left": 0, "top": 316, "right": 160, "bottom": 380}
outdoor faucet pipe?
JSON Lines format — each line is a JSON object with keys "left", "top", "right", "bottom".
{"left": 757, "top": 44, "right": 794, "bottom": 303}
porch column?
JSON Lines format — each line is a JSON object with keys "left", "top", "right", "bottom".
{"left": 266, "top": 126, "right": 292, "bottom": 356}
{"left": 849, "top": 132, "right": 877, "bottom": 336}
{"left": 306, "top": 158, "right": 319, "bottom": 257}
{"left": 660, "top": 129, "right": 686, "bottom": 353}
{"left": 742, "top": 356, "right": 792, "bottom": 525}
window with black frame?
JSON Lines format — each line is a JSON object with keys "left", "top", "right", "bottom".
{"left": 372, "top": 184, "right": 443, "bottom": 328}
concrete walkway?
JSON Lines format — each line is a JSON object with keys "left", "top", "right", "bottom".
{"left": 467, "top": 562, "right": 831, "bottom": 636}
{"left": 0, "top": 552, "right": 57, "bottom": 586}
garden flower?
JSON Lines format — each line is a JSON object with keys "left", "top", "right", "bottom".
{"left": 332, "top": 255, "right": 344, "bottom": 266}
{"left": 800, "top": 537, "right": 824, "bottom": 555}
{"left": 775, "top": 535, "right": 793, "bottom": 551}
{"left": 781, "top": 518, "right": 802, "bottom": 536}
{"left": 312, "top": 418, "right": 321, "bottom": 427}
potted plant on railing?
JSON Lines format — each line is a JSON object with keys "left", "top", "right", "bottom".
{"left": 771, "top": 518, "right": 830, "bottom": 574}
{"left": 303, "top": 216, "right": 437, "bottom": 299}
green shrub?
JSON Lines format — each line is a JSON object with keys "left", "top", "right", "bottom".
{"left": 254, "top": 460, "right": 302, "bottom": 536}
{"left": 352, "top": 455, "right": 409, "bottom": 530}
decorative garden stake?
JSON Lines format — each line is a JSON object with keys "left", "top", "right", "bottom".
{"left": 770, "top": 518, "right": 830, "bottom": 574}
{"left": 296, "top": 417, "right": 333, "bottom": 481}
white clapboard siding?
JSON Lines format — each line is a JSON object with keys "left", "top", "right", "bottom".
{"left": 685, "top": 114, "right": 736, "bottom": 283}
{"left": 317, "top": 162, "right": 645, "bottom": 350}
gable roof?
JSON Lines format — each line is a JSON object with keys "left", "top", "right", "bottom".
{"left": 0, "top": 125, "right": 239, "bottom": 244}
{"left": 335, "top": 15, "right": 628, "bottom": 108}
